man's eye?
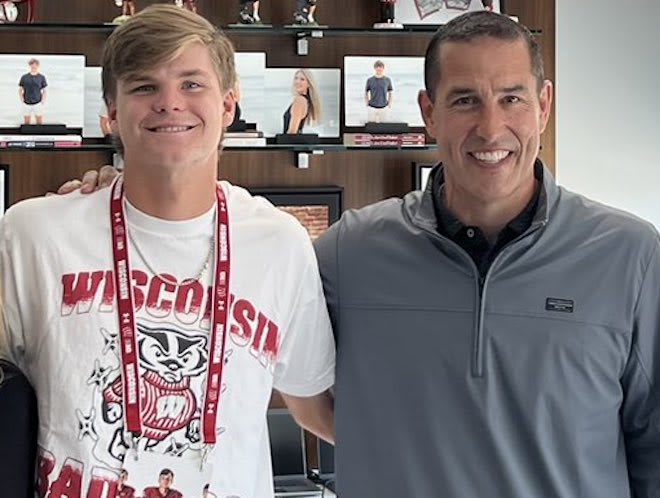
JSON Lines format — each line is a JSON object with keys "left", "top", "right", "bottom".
{"left": 131, "top": 85, "right": 154, "bottom": 93}
{"left": 183, "top": 81, "right": 202, "bottom": 90}
{"left": 504, "top": 95, "right": 521, "bottom": 104}
{"left": 453, "top": 97, "right": 476, "bottom": 107}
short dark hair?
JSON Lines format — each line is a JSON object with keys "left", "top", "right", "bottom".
{"left": 159, "top": 468, "right": 174, "bottom": 478}
{"left": 424, "top": 11, "right": 544, "bottom": 102}
{"left": 374, "top": 60, "right": 385, "bottom": 68}
{"left": 28, "top": 58, "right": 39, "bottom": 66}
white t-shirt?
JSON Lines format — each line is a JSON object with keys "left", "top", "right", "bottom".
{"left": 0, "top": 181, "right": 335, "bottom": 498}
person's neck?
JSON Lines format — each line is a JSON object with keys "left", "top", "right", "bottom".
{"left": 123, "top": 163, "right": 217, "bottom": 221}
{"left": 443, "top": 180, "right": 536, "bottom": 245}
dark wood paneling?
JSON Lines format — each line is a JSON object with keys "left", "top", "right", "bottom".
{"left": 0, "top": 148, "right": 437, "bottom": 210}
{"left": 0, "top": 150, "right": 113, "bottom": 203}
{"left": 221, "top": 148, "right": 438, "bottom": 210}
{"left": 0, "top": 30, "right": 108, "bottom": 63}
{"left": 505, "top": 0, "right": 556, "bottom": 173}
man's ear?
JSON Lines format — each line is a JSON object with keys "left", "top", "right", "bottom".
{"left": 107, "top": 99, "right": 119, "bottom": 135}
{"left": 221, "top": 89, "right": 236, "bottom": 129}
{"left": 537, "top": 79, "right": 553, "bottom": 134}
{"left": 417, "top": 90, "right": 438, "bottom": 140}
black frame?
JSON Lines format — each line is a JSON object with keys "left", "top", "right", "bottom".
{"left": 0, "top": 164, "right": 9, "bottom": 214}
{"left": 412, "top": 161, "right": 435, "bottom": 191}
{"left": 249, "top": 186, "right": 344, "bottom": 228}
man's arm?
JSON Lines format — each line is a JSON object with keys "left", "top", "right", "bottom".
{"left": 271, "top": 224, "right": 336, "bottom": 445}
{"left": 387, "top": 77, "right": 393, "bottom": 107}
{"left": 40, "top": 87, "right": 47, "bottom": 105}
{"left": 18, "top": 86, "right": 24, "bottom": 104}
{"left": 621, "top": 237, "right": 660, "bottom": 494}
{"left": 281, "top": 389, "right": 334, "bottom": 444}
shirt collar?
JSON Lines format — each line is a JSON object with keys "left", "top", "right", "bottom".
{"left": 432, "top": 160, "right": 544, "bottom": 240}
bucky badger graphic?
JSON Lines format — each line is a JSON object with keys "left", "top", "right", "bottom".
{"left": 102, "top": 322, "right": 208, "bottom": 443}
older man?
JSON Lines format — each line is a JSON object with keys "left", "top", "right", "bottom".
{"left": 315, "top": 11, "right": 660, "bottom": 498}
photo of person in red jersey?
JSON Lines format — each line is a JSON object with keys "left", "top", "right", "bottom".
{"left": 143, "top": 469, "right": 183, "bottom": 498}
{"left": 117, "top": 469, "right": 136, "bottom": 498}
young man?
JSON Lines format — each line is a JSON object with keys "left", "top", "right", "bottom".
{"left": 0, "top": 6, "right": 334, "bottom": 497}
{"left": 364, "top": 60, "right": 393, "bottom": 123}
{"left": 316, "top": 11, "right": 660, "bottom": 497}
{"left": 117, "top": 469, "right": 135, "bottom": 498}
{"left": 142, "top": 469, "right": 182, "bottom": 498}
{"left": 18, "top": 57, "right": 47, "bottom": 125}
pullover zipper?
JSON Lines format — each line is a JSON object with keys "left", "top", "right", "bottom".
{"left": 472, "top": 222, "right": 546, "bottom": 377}
{"left": 419, "top": 221, "right": 546, "bottom": 378}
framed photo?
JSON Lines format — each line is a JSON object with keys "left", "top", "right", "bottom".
{"left": 249, "top": 187, "right": 343, "bottom": 240}
{"left": 0, "top": 54, "right": 85, "bottom": 128}
{"left": 344, "top": 56, "right": 425, "bottom": 127}
{"left": 83, "top": 66, "right": 105, "bottom": 138}
{"left": 413, "top": 162, "right": 435, "bottom": 191}
{"left": 0, "top": 164, "right": 9, "bottom": 215}
{"left": 235, "top": 52, "right": 267, "bottom": 129}
{"left": 396, "top": 0, "right": 502, "bottom": 26}
{"left": 261, "top": 68, "right": 341, "bottom": 138}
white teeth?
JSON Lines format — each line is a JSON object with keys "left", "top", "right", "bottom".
{"left": 472, "top": 150, "right": 509, "bottom": 163}
{"left": 152, "top": 126, "right": 190, "bottom": 133}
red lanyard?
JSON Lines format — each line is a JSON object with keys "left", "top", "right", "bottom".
{"left": 110, "top": 176, "right": 230, "bottom": 445}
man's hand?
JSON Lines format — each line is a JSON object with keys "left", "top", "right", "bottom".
{"left": 56, "top": 165, "right": 120, "bottom": 195}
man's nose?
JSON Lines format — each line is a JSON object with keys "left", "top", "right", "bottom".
{"left": 152, "top": 86, "right": 184, "bottom": 112}
{"left": 475, "top": 101, "right": 506, "bottom": 141}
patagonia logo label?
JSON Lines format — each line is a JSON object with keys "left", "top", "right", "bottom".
{"left": 546, "top": 298, "right": 574, "bottom": 313}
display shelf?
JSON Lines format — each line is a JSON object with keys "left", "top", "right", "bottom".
{"left": 0, "top": 143, "right": 437, "bottom": 153}
{"left": 0, "top": 22, "right": 540, "bottom": 36}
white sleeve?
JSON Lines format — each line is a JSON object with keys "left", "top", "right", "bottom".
{"left": 0, "top": 214, "right": 27, "bottom": 368}
{"left": 272, "top": 236, "right": 335, "bottom": 397}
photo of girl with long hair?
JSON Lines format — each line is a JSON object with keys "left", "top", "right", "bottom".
{"left": 283, "top": 69, "right": 322, "bottom": 134}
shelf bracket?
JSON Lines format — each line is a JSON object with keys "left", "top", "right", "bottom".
{"left": 295, "top": 149, "right": 324, "bottom": 169}
{"left": 295, "top": 29, "right": 324, "bottom": 56}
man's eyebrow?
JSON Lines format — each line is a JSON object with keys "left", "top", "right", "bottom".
{"left": 498, "top": 84, "right": 527, "bottom": 94}
{"left": 124, "top": 69, "right": 211, "bottom": 82}
{"left": 445, "top": 87, "right": 476, "bottom": 100}
{"left": 444, "top": 84, "right": 529, "bottom": 99}
{"left": 176, "top": 69, "right": 211, "bottom": 78}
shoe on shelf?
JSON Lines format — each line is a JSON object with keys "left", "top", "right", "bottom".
{"left": 293, "top": 11, "right": 308, "bottom": 24}
{"left": 239, "top": 8, "right": 255, "bottom": 23}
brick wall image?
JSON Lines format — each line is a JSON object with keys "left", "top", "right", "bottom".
{"left": 279, "top": 205, "right": 330, "bottom": 240}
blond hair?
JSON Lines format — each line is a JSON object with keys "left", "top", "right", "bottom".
{"left": 293, "top": 69, "right": 322, "bottom": 126}
{"left": 101, "top": 4, "right": 236, "bottom": 104}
